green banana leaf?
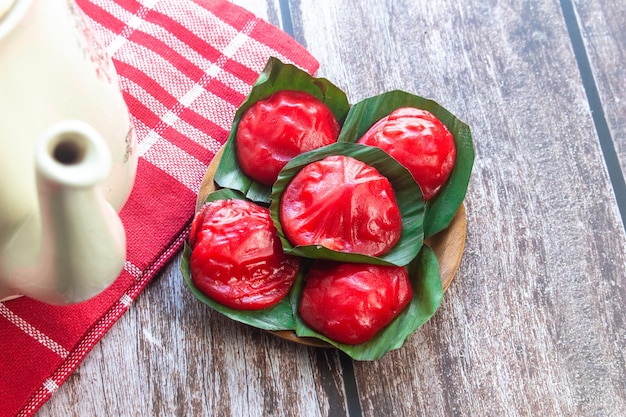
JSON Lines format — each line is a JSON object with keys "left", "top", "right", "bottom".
{"left": 180, "top": 190, "right": 298, "bottom": 331}
{"left": 292, "top": 245, "right": 444, "bottom": 361}
{"left": 213, "top": 57, "right": 351, "bottom": 204}
{"left": 269, "top": 142, "right": 425, "bottom": 267}
{"left": 184, "top": 59, "right": 470, "bottom": 359}
{"left": 337, "top": 90, "right": 474, "bottom": 237}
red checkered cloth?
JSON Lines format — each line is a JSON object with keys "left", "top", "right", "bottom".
{"left": 0, "top": 1, "right": 318, "bottom": 416}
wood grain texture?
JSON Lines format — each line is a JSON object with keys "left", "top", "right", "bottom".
{"left": 292, "top": 0, "right": 626, "bottom": 416}
{"left": 37, "top": 257, "right": 348, "bottom": 416}
{"left": 573, "top": 0, "right": 626, "bottom": 176}
{"left": 36, "top": 2, "right": 350, "bottom": 417}
{"left": 35, "top": 0, "right": 626, "bottom": 416}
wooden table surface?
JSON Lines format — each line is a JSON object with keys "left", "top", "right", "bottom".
{"left": 37, "top": 0, "right": 626, "bottom": 416}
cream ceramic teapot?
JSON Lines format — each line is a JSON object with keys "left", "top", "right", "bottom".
{"left": 0, "top": 0, "right": 137, "bottom": 304}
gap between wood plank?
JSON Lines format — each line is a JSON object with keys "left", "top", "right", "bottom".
{"left": 560, "top": 0, "right": 626, "bottom": 232}
{"left": 276, "top": 4, "right": 364, "bottom": 417}
{"left": 270, "top": 2, "right": 626, "bottom": 416}
{"left": 278, "top": 0, "right": 295, "bottom": 44}
{"left": 339, "top": 352, "right": 363, "bottom": 417}
{"left": 269, "top": 1, "right": 626, "bottom": 415}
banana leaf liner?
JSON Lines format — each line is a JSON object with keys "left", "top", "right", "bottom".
{"left": 213, "top": 57, "right": 350, "bottom": 205}
{"left": 180, "top": 189, "right": 298, "bottom": 331}
{"left": 269, "top": 142, "right": 425, "bottom": 267}
{"left": 185, "top": 62, "right": 469, "bottom": 358}
{"left": 337, "top": 90, "right": 474, "bottom": 237}
{"left": 292, "top": 245, "right": 444, "bottom": 361}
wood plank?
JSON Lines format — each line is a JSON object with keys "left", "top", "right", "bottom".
{"left": 37, "top": 259, "right": 348, "bottom": 416}
{"left": 36, "top": 0, "right": 626, "bottom": 416}
{"left": 292, "top": 0, "right": 626, "bottom": 415}
{"left": 231, "top": 0, "right": 282, "bottom": 27}
{"left": 572, "top": 0, "right": 626, "bottom": 194}
{"left": 36, "top": 2, "right": 350, "bottom": 416}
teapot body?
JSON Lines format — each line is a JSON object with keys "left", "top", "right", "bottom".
{"left": 0, "top": 0, "right": 137, "bottom": 303}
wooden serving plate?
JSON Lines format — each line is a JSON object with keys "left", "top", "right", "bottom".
{"left": 195, "top": 148, "right": 466, "bottom": 347}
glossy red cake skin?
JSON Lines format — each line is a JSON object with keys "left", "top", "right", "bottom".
{"left": 236, "top": 90, "right": 340, "bottom": 186}
{"left": 299, "top": 261, "right": 413, "bottom": 345}
{"left": 280, "top": 155, "right": 402, "bottom": 257}
{"left": 358, "top": 107, "right": 456, "bottom": 201}
{"left": 190, "top": 199, "right": 300, "bottom": 310}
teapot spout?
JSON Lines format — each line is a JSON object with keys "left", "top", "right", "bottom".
{"left": 8, "top": 120, "right": 127, "bottom": 304}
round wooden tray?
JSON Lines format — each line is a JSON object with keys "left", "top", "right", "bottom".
{"left": 196, "top": 148, "right": 467, "bottom": 347}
